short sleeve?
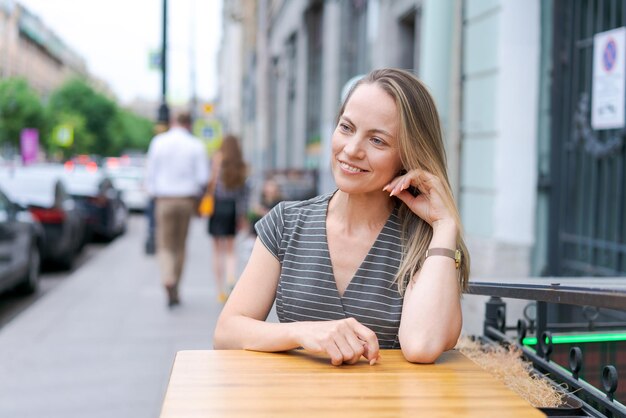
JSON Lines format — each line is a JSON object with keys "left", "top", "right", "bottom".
{"left": 254, "top": 201, "right": 285, "bottom": 260}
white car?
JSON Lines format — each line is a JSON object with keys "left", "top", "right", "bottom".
{"left": 106, "top": 166, "right": 149, "bottom": 212}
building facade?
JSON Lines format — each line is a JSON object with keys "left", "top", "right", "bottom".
{"left": 217, "top": 0, "right": 626, "bottom": 334}
{"left": 0, "top": 0, "right": 89, "bottom": 98}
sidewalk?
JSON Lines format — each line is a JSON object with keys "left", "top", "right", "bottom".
{"left": 0, "top": 215, "right": 255, "bottom": 418}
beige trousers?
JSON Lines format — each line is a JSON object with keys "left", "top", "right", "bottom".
{"left": 155, "top": 197, "right": 196, "bottom": 287}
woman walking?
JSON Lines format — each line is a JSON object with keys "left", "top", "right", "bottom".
{"left": 208, "top": 135, "right": 249, "bottom": 302}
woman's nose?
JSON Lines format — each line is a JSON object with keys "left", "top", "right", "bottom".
{"left": 343, "top": 137, "right": 365, "bottom": 158}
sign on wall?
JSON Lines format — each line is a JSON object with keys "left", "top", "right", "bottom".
{"left": 592, "top": 27, "right": 626, "bottom": 130}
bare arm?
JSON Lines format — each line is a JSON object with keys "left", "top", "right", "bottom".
{"left": 213, "top": 238, "right": 296, "bottom": 351}
{"left": 398, "top": 220, "right": 462, "bottom": 363}
{"left": 385, "top": 169, "right": 463, "bottom": 363}
{"left": 213, "top": 238, "right": 380, "bottom": 365}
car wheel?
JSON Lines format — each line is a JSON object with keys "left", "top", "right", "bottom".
{"left": 56, "top": 246, "right": 76, "bottom": 271}
{"left": 16, "top": 244, "right": 41, "bottom": 295}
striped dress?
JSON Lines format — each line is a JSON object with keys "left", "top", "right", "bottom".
{"left": 255, "top": 193, "right": 405, "bottom": 348}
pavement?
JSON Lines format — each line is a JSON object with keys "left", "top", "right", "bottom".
{"left": 0, "top": 215, "right": 262, "bottom": 418}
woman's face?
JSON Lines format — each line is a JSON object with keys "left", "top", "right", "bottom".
{"left": 331, "top": 83, "right": 403, "bottom": 195}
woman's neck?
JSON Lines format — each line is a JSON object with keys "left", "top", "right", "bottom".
{"left": 328, "top": 190, "right": 394, "bottom": 234}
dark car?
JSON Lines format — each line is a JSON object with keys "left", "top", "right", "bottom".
{"left": 0, "top": 187, "right": 44, "bottom": 295}
{"left": 0, "top": 166, "right": 85, "bottom": 269}
{"left": 60, "top": 163, "right": 128, "bottom": 241}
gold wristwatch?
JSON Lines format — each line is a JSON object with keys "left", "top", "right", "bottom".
{"left": 424, "top": 248, "right": 462, "bottom": 269}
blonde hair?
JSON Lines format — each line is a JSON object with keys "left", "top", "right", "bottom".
{"left": 338, "top": 68, "right": 470, "bottom": 293}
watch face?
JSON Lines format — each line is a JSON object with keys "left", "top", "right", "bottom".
{"left": 454, "top": 250, "right": 462, "bottom": 269}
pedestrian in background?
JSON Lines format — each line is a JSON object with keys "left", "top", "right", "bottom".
{"left": 146, "top": 111, "right": 209, "bottom": 308}
{"left": 207, "top": 135, "right": 249, "bottom": 303}
{"left": 248, "top": 177, "right": 283, "bottom": 236}
{"left": 214, "top": 68, "right": 470, "bottom": 365}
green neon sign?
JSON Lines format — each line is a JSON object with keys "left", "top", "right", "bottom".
{"left": 523, "top": 332, "right": 626, "bottom": 345}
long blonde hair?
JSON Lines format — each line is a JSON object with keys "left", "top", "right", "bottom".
{"left": 338, "top": 68, "right": 470, "bottom": 293}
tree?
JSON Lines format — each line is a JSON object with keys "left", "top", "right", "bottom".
{"left": 113, "top": 109, "right": 154, "bottom": 153}
{"left": 0, "top": 78, "right": 46, "bottom": 150}
{"left": 47, "top": 78, "right": 117, "bottom": 156}
{"left": 47, "top": 78, "right": 155, "bottom": 157}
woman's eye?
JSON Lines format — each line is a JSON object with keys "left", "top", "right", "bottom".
{"left": 339, "top": 123, "right": 351, "bottom": 133}
{"left": 371, "top": 137, "right": 385, "bottom": 146}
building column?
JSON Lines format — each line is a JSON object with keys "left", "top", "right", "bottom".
{"left": 318, "top": 0, "right": 342, "bottom": 194}
{"left": 419, "top": 0, "right": 461, "bottom": 196}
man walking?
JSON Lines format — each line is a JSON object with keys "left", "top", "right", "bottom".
{"left": 146, "top": 111, "right": 209, "bottom": 307}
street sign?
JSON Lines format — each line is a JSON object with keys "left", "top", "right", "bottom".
{"left": 203, "top": 103, "right": 214, "bottom": 114}
{"left": 193, "top": 119, "right": 222, "bottom": 155}
{"left": 149, "top": 50, "right": 162, "bottom": 70}
{"left": 592, "top": 27, "right": 626, "bottom": 130}
{"left": 52, "top": 124, "right": 74, "bottom": 147}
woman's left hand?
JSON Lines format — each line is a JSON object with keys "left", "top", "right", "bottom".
{"left": 383, "top": 169, "right": 454, "bottom": 227}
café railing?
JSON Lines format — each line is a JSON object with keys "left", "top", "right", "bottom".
{"left": 468, "top": 277, "right": 626, "bottom": 418}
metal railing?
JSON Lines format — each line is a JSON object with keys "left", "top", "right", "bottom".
{"left": 468, "top": 277, "right": 626, "bottom": 418}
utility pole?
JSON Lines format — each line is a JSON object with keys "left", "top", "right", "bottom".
{"left": 189, "top": 0, "right": 198, "bottom": 122}
{"left": 157, "top": 0, "right": 169, "bottom": 126}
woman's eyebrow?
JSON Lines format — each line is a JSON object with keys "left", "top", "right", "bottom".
{"left": 341, "top": 116, "right": 392, "bottom": 137}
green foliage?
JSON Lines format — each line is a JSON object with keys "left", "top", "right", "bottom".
{"left": 47, "top": 78, "right": 117, "bottom": 155}
{"left": 0, "top": 78, "right": 46, "bottom": 148}
{"left": 107, "top": 108, "right": 154, "bottom": 155}
{"left": 0, "top": 77, "right": 154, "bottom": 158}
{"left": 46, "top": 77, "right": 154, "bottom": 157}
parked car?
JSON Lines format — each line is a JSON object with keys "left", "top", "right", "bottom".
{"left": 106, "top": 166, "right": 149, "bottom": 212}
{"left": 0, "top": 166, "right": 85, "bottom": 269}
{"left": 0, "top": 186, "right": 44, "bottom": 295}
{"left": 59, "top": 163, "right": 128, "bottom": 241}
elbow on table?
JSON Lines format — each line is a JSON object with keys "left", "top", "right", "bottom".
{"left": 212, "top": 319, "right": 231, "bottom": 349}
{"left": 401, "top": 341, "right": 447, "bottom": 364}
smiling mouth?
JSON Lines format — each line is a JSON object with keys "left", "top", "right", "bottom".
{"left": 339, "top": 161, "right": 366, "bottom": 173}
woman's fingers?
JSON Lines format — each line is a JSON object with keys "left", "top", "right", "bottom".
{"left": 324, "top": 341, "right": 345, "bottom": 366}
{"left": 349, "top": 319, "right": 380, "bottom": 365}
{"left": 333, "top": 334, "right": 363, "bottom": 365}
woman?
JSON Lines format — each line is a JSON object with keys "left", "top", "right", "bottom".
{"left": 208, "top": 135, "right": 249, "bottom": 302}
{"left": 214, "top": 68, "right": 470, "bottom": 364}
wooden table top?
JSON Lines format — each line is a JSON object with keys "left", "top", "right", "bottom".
{"left": 160, "top": 349, "right": 544, "bottom": 417}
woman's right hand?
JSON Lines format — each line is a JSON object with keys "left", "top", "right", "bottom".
{"left": 294, "top": 318, "right": 380, "bottom": 366}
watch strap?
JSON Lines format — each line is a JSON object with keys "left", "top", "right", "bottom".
{"left": 425, "top": 248, "right": 462, "bottom": 269}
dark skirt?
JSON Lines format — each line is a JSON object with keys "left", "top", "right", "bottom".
{"left": 208, "top": 198, "right": 237, "bottom": 237}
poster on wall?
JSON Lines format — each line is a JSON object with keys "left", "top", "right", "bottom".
{"left": 592, "top": 26, "right": 626, "bottom": 130}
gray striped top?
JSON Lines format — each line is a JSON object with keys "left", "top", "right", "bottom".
{"left": 255, "top": 193, "right": 405, "bottom": 348}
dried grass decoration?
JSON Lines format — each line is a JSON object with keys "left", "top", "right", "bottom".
{"left": 456, "top": 336, "right": 566, "bottom": 408}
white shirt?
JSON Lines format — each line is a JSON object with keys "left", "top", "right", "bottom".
{"left": 145, "top": 127, "right": 209, "bottom": 198}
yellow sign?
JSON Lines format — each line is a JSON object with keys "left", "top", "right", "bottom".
{"left": 203, "top": 103, "right": 214, "bottom": 114}
{"left": 193, "top": 119, "right": 222, "bottom": 156}
{"left": 52, "top": 124, "right": 74, "bottom": 147}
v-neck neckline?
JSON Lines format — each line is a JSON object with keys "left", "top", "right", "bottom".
{"left": 323, "top": 194, "right": 396, "bottom": 300}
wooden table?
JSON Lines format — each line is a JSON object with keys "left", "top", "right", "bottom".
{"left": 160, "top": 349, "right": 544, "bottom": 417}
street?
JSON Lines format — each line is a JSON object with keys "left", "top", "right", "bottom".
{"left": 0, "top": 212, "right": 230, "bottom": 418}
{"left": 0, "top": 240, "right": 108, "bottom": 329}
